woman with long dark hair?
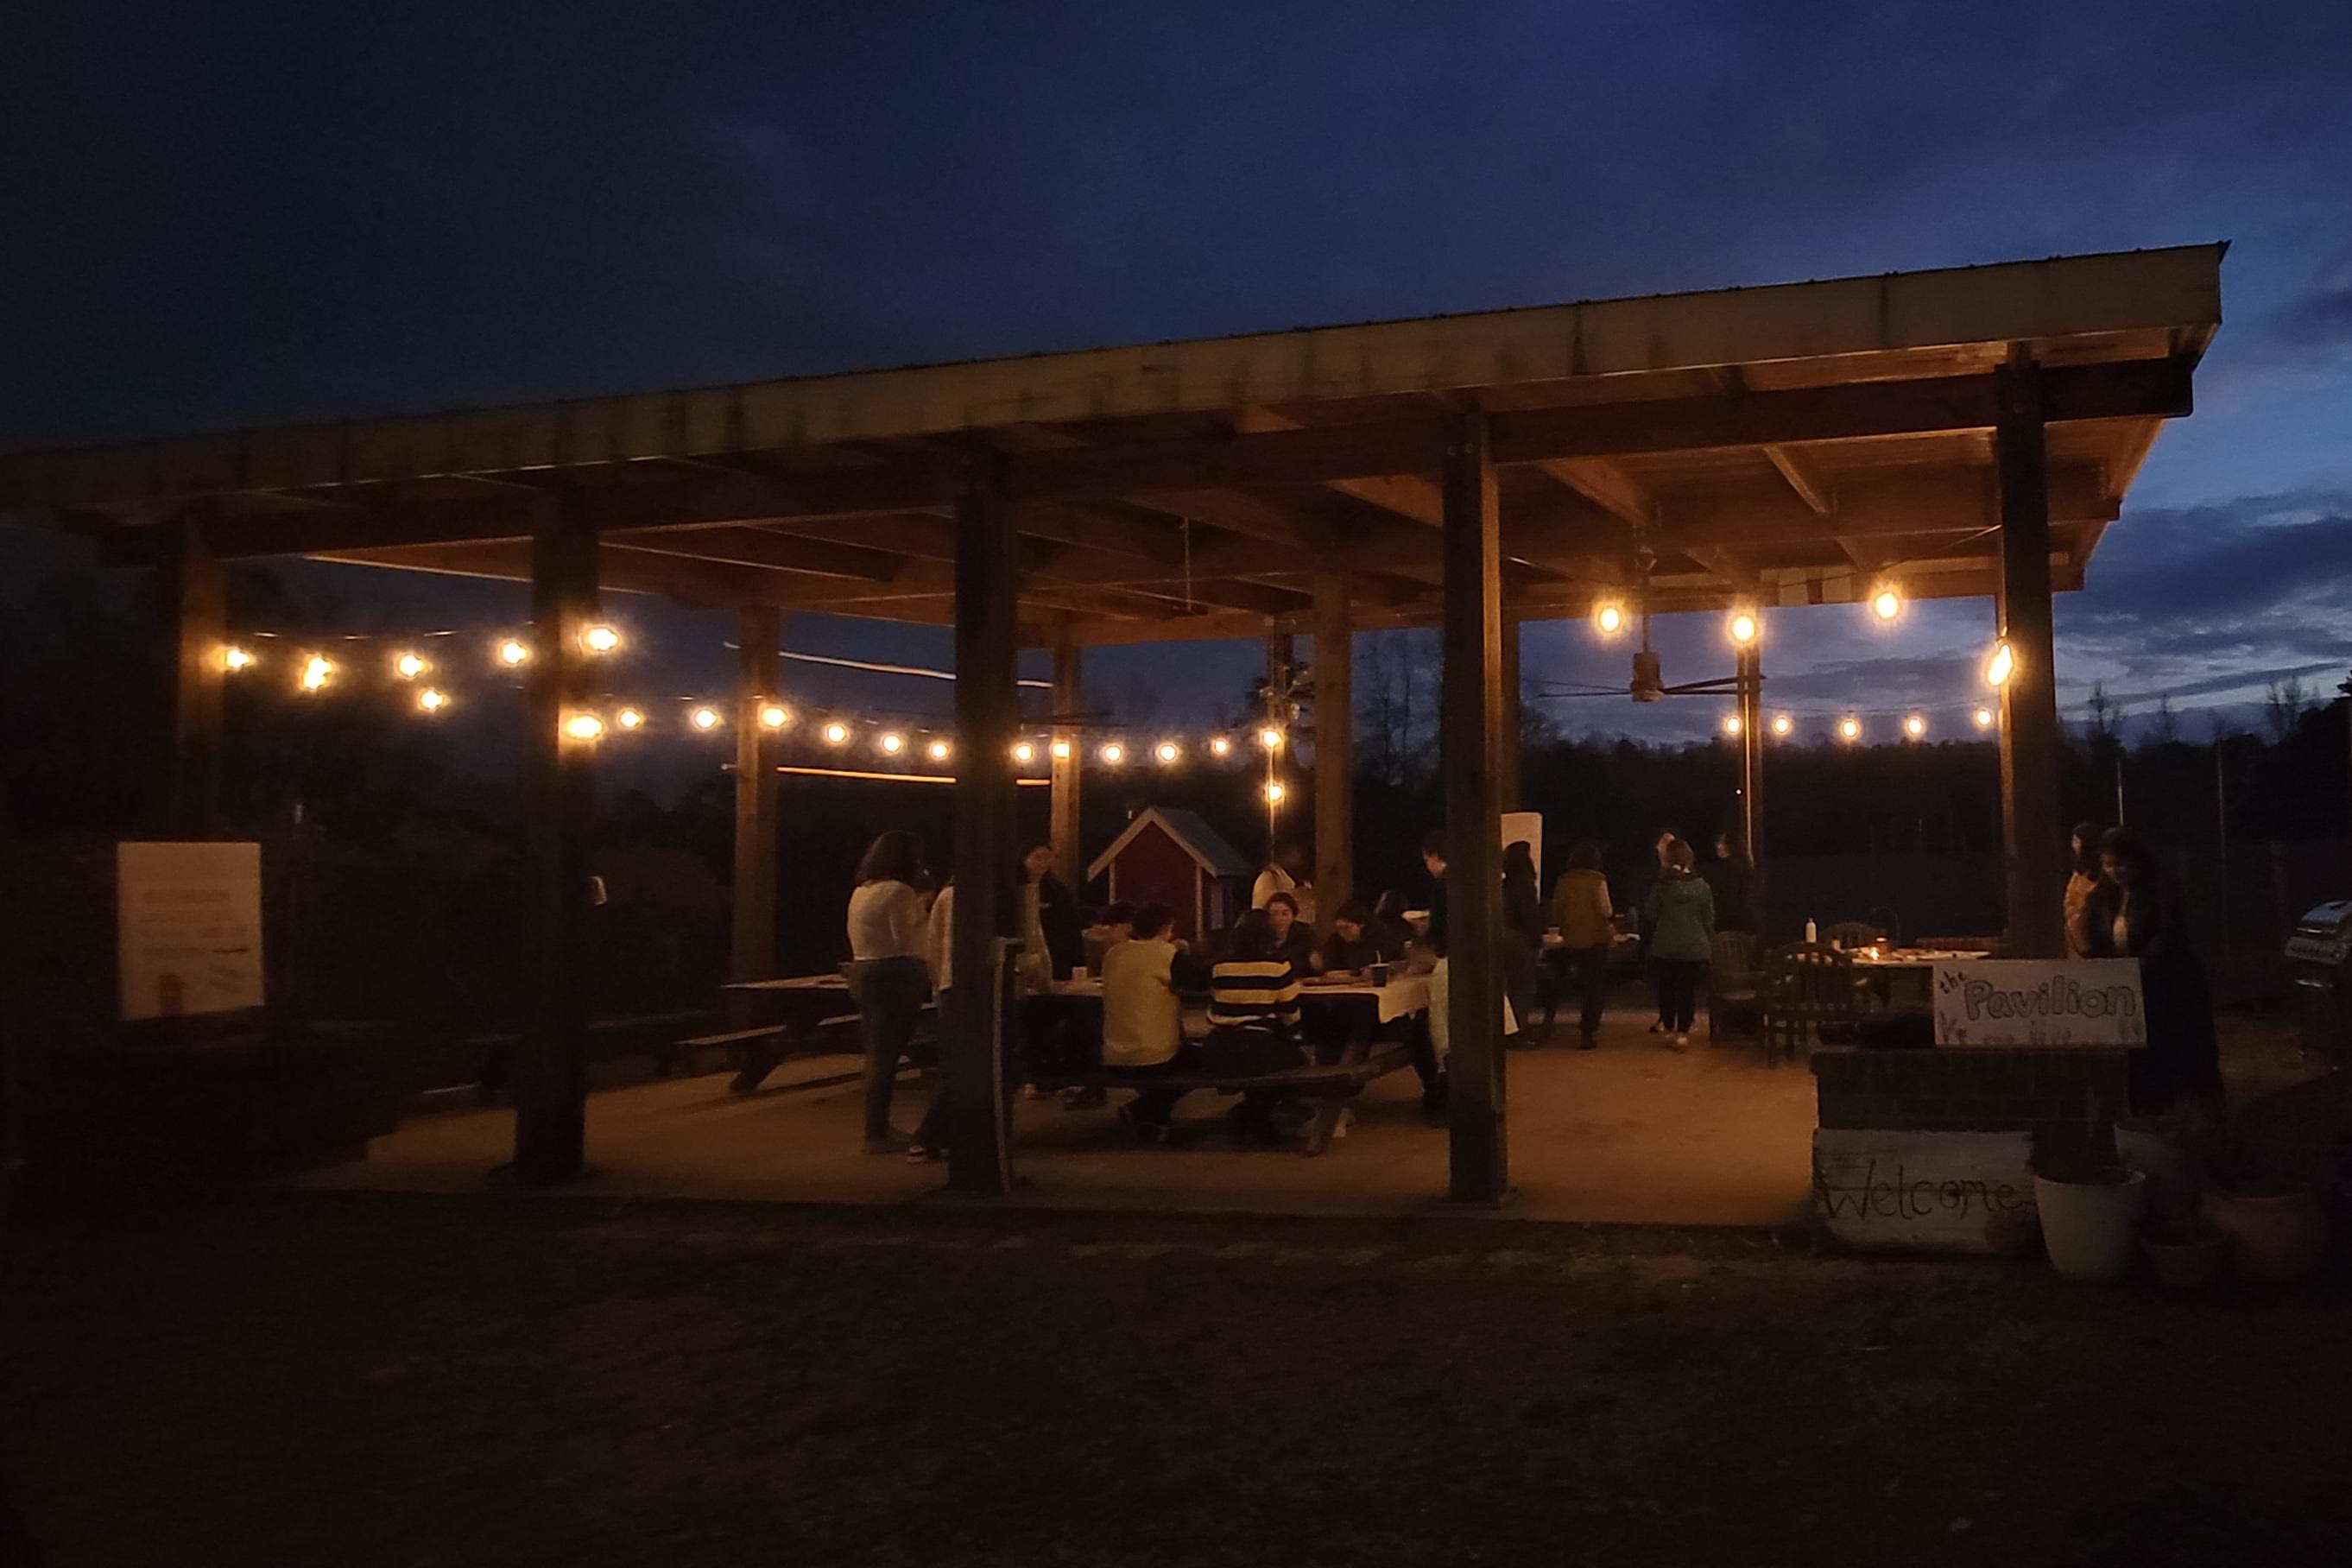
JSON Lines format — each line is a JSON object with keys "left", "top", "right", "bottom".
{"left": 845, "top": 830, "right": 930, "bottom": 1154}
{"left": 1501, "top": 839, "right": 1544, "bottom": 1046}
{"left": 2064, "top": 820, "right": 2104, "bottom": 959}
{"left": 2083, "top": 827, "right": 2222, "bottom": 1122}
{"left": 1021, "top": 842, "right": 1084, "bottom": 982}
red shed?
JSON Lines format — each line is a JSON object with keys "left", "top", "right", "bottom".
{"left": 1087, "top": 807, "right": 1253, "bottom": 944}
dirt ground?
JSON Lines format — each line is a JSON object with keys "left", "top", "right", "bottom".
{"left": 5, "top": 1191, "right": 2350, "bottom": 1567}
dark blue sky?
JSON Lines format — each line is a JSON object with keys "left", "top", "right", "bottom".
{"left": 6, "top": 1, "right": 2350, "bottom": 765}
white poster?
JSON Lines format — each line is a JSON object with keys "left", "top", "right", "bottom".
{"left": 117, "top": 841, "right": 265, "bottom": 1021}
{"left": 1929, "top": 958, "right": 2146, "bottom": 1048}
{"left": 1500, "top": 811, "right": 1542, "bottom": 871}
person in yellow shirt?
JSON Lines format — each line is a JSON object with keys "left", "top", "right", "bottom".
{"left": 1104, "top": 903, "right": 1207, "bottom": 1135}
{"left": 1549, "top": 841, "right": 1615, "bottom": 1050}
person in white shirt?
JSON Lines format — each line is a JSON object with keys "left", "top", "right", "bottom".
{"left": 908, "top": 881, "right": 956, "bottom": 1162}
{"left": 844, "top": 831, "right": 931, "bottom": 1154}
{"left": 1103, "top": 903, "right": 1206, "bottom": 1135}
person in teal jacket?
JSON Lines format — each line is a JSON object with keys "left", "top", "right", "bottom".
{"left": 1641, "top": 839, "right": 1716, "bottom": 1050}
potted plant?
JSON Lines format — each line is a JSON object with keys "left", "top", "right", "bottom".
{"left": 2033, "top": 1083, "right": 2147, "bottom": 1284}
{"left": 2203, "top": 1137, "right": 2330, "bottom": 1287}
{"left": 2141, "top": 1211, "right": 2232, "bottom": 1290}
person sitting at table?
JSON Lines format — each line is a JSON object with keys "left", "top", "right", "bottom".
{"left": 1082, "top": 901, "right": 1136, "bottom": 971}
{"left": 1107, "top": 902, "right": 1210, "bottom": 1136}
{"left": 1204, "top": 908, "right": 1309, "bottom": 1141}
{"left": 1314, "top": 901, "right": 1401, "bottom": 976}
{"left": 1548, "top": 841, "right": 1614, "bottom": 1050}
{"left": 844, "top": 830, "right": 931, "bottom": 1154}
{"left": 1262, "top": 889, "right": 1318, "bottom": 973}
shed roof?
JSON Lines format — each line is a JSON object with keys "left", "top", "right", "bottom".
{"left": 0, "top": 244, "right": 2222, "bottom": 648}
{"left": 1089, "top": 807, "right": 1255, "bottom": 882}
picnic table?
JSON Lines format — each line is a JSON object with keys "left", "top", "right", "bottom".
{"left": 716, "top": 973, "right": 870, "bottom": 1094}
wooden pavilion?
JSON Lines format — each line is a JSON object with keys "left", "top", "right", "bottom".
{"left": 0, "top": 243, "right": 2224, "bottom": 1203}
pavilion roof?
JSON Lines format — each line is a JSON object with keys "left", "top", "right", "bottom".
{"left": 0, "top": 243, "right": 2223, "bottom": 647}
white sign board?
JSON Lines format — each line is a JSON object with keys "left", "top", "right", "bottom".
{"left": 1500, "top": 811, "right": 1542, "bottom": 871}
{"left": 117, "top": 841, "right": 265, "bottom": 1021}
{"left": 1814, "top": 1129, "right": 2038, "bottom": 1254}
{"left": 1930, "top": 958, "right": 2146, "bottom": 1048}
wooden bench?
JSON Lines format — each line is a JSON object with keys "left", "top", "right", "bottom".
{"left": 1027, "top": 1039, "right": 1414, "bottom": 1156}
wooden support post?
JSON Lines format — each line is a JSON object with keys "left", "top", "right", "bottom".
{"left": 1737, "top": 640, "right": 1764, "bottom": 928}
{"left": 730, "top": 606, "right": 782, "bottom": 984}
{"left": 1050, "top": 642, "right": 1083, "bottom": 888}
{"left": 1312, "top": 573, "right": 1355, "bottom": 920}
{"left": 157, "top": 515, "right": 224, "bottom": 837}
{"left": 1995, "top": 350, "right": 2067, "bottom": 959}
{"left": 1497, "top": 612, "right": 1522, "bottom": 815}
{"left": 513, "top": 497, "right": 598, "bottom": 1185}
{"left": 1441, "top": 413, "right": 1508, "bottom": 1205}
{"left": 949, "top": 463, "right": 1021, "bottom": 1196}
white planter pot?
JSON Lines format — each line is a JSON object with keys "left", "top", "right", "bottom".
{"left": 2034, "top": 1170, "right": 2148, "bottom": 1283}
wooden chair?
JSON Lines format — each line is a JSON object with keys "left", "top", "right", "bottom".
{"left": 1761, "top": 942, "right": 1863, "bottom": 1065}
{"left": 1706, "top": 931, "right": 1762, "bottom": 1039}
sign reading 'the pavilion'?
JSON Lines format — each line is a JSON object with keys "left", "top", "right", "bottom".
{"left": 1930, "top": 958, "right": 2146, "bottom": 1048}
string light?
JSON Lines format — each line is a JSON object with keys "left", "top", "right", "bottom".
{"left": 1770, "top": 714, "right": 1793, "bottom": 737}
{"left": 1870, "top": 587, "right": 1903, "bottom": 623}
{"left": 298, "top": 654, "right": 334, "bottom": 692}
{"left": 1722, "top": 714, "right": 1742, "bottom": 737}
{"left": 1154, "top": 741, "right": 1181, "bottom": 765}
{"left": 1011, "top": 740, "right": 1037, "bottom": 764}
{"left": 1594, "top": 600, "right": 1626, "bottom": 636}
{"left": 1208, "top": 736, "right": 1232, "bottom": 757}
{"left": 926, "top": 738, "right": 952, "bottom": 762}
{"left": 416, "top": 687, "right": 448, "bottom": 713}
{"left": 758, "top": 703, "right": 791, "bottom": 730}
{"left": 616, "top": 708, "right": 646, "bottom": 730}
{"left": 878, "top": 731, "right": 906, "bottom": 756}
{"left": 1264, "top": 781, "right": 1287, "bottom": 805}
{"left": 1099, "top": 741, "right": 1127, "bottom": 766}
{"left": 393, "top": 651, "right": 427, "bottom": 680}
{"left": 1904, "top": 714, "right": 1927, "bottom": 739}
{"left": 562, "top": 711, "right": 604, "bottom": 743}
{"left": 690, "top": 706, "right": 722, "bottom": 731}
{"left": 1838, "top": 716, "right": 1862, "bottom": 743}
{"left": 1974, "top": 706, "right": 1996, "bottom": 730}
{"left": 1050, "top": 738, "right": 1073, "bottom": 761}
{"left": 1727, "top": 610, "right": 1760, "bottom": 646}
{"left": 497, "top": 638, "right": 530, "bottom": 667}
{"left": 1258, "top": 726, "right": 1284, "bottom": 751}
{"left": 220, "top": 645, "right": 255, "bottom": 673}
{"left": 1983, "top": 640, "right": 2014, "bottom": 687}
{"left": 580, "top": 624, "right": 622, "bottom": 654}
{"left": 822, "top": 720, "right": 851, "bottom": 747}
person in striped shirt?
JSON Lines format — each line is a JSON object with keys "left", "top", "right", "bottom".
{"left": 1203, "top": 909, "right": 1311, "bottom": 1141}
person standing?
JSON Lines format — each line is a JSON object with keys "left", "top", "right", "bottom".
{"left": 1641, "top": 831, "right": 1682, "bottom": 1032}
{"left": 1641, "top": 839, "right": 1715, "bottom": 1051}
{"left": 2083, "top": 828, "right": 2223, "bottom": 1124}
{"left": 908, "top": 878, "right": 957, "bottom": 1163}
{"left": 1252, "top": 844, "right": 1316, "bottom": 926}
{"left": 1416, "top": 831, "right": 1451, "bottom": 1115}
{"left": 1549, "top": 841, "right": 1615, "bottom": 1049}
{"left": 1703, "top": 831, "right": 1760, "bottom": 935}
{"left": 1501, "top": 839, "right": 1544, "bottom": 1049}
{"left": 2064, "top": 820, "right": 2104, "bottom": 959}
{"left": 1021, "top": 842, "right": 1084, "bottom": 982}
{"left": 844, "top": 830, "right": 931, "bottom": 1153}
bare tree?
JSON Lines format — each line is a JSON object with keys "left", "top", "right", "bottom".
{"left": 2262, "top": 677, "right": 2309, "bottom": 746}
{"left": 2149, "top": 692, "right": 2179, "bottom": 746}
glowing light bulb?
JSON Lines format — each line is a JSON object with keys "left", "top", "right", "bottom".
{"left": 1770, "top": 714, "right": 1793, "bottom": 737}
{"left": 580, "top": 624, "right": 621, "bottom": 654}
{"left": 879, "top": 731, "right": 906, "bottom": 756}
{"left": 394, "top": 651, "right": 427, "bottom": 680}
{"left": 1723, "top": 714, "right": 1742, "bottom": 737}
{"left": 1099, "top": 742, "right": 1126, "bottom": 766}
{"left": 1264, "top": 781, "right": 1287, "bottom": 806}
{"left": 926, "top": 738, "right": 952, "bottom": 762}
{"left": 1870, "top": 588, "right": 1902, "bottom": 623}
{"left": 1011, "top": 740, "right": 1036, "bottom": 764}
{"left": 563, "top": 711, "right": 604, "bottom": 742}
{"left": 1154, "top": 741, "right": 1181, "bottom": 765}
{"left": 221, "top": 645, "right": 255, "bottom": 673}
{"left": 1983, "top": 640, "right": 2014, "bottom": 687}
{"left": 1258, "top": 726, "right": 1284, "bottom": 751}
{"left": 758, "top": 704, "right": 790, "bottom": 730}
{"left": 821, "top": 721, "right": 850, "bottom": 747}
{"left": 1974, "top": 706, "right": 1995, "bottom": 730}
{"left": 416, "top": 686, "right": 447, "bottom": 713}
{"left": 1208, "top": 736, "right": 1232, "bottom": 758}
{"left": 1728, "top": 610, "right": 1760, "bottom": 646}
{"left": 1904, "top": 714, "right": 1927, "bottom": 739}
{"left": 1050, "top": 738, "right": 1073, "bottom": 761}
{"left": 498, "top": 638, "right": 530, "bottom": 667}
{"left": 690, "top": 706, "right": 722, "bottom": 731}
{"left": 616, "top": 708, "right": 646, "bottom": 730}
{"left": 1838, "top": 716, "right": 1862, "bottom": 743}
{"left": 1595, "top": 601, "right": 1625, "bottom": 635}
{"left": 299, "top": 654, "right": 334, "bottom": 692}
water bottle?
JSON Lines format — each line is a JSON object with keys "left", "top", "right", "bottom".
{"left": 1804, "top": 917, "right": 1818, "bottom": 945}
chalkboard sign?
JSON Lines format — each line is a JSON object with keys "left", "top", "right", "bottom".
{"left": 1814, "top": 1129, "right": 2037, "bottom": 1253}
{"left": 1930, "top": 958, "right": 2146, "bottom": 1048}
